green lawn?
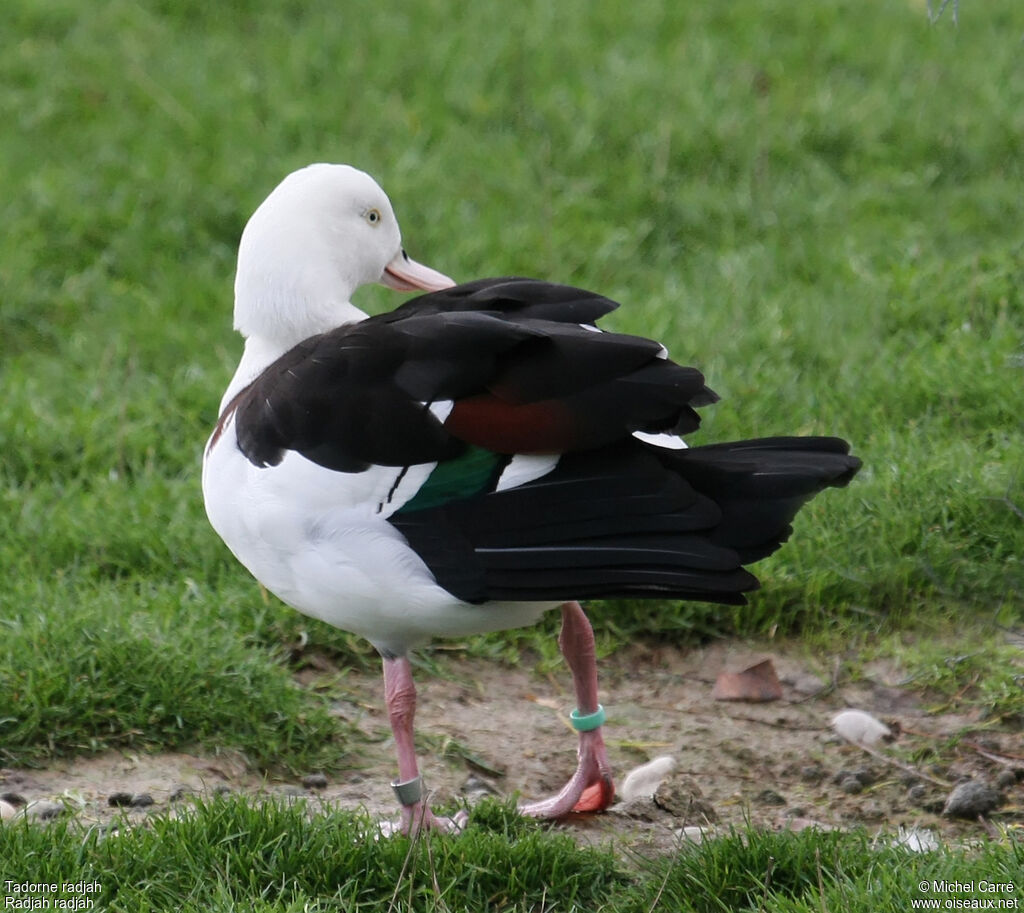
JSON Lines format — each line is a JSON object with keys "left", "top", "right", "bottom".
{"left": 2, "top": 798, "right": 1022, "bottom": 912}
{"left": 1, "top": 0, "right": 1022, "bottom": 907}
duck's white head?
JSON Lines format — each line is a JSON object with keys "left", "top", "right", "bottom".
{"left": 233, "top": 163, "right": 454, "bottom": 350}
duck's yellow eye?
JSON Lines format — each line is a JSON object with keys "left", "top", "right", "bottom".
{"left": 365, "top": 208, "right": 381, "bottom": 225}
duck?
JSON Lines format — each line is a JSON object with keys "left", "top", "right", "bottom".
{"left": 202, "top": 163, "right": 861, "bottom": 834}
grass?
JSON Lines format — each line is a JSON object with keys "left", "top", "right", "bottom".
{"left": 875, "top": 633, "right": 1024, "bottom": 724}
{"left": 0, "top": 797, "right": 1020, "bottom": 911}
{"left": 2, "top": 0, "right": 1023, "bottom": 906}
{"left": 0, "top": 581, "right": 346, "bottom": 771}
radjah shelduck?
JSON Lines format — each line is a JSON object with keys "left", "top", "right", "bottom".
{"left": 202, "top": 163, "right": 861, "bottom": 834}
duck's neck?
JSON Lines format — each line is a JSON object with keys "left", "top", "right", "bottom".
{"left": 219, "top": 302, "right": 368, "bottom": 415}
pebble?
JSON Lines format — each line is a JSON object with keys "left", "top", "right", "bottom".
{"left": 994, "top": 769, "right": 1019, "bottom": 790}
{"left": 0, "top": 799, "right": 17, "bottom": 821}
{"left": 830, "top": 709, "right": 891, "bottom": 746}
{"left": 855, "top": 800, "right": 886, "bottom": 822}
{"left": 108, "top": 792, "right": 155, "bottom": 808}
{"left": 654, "top": 775, "right": 718, "bottom": 823}
{"left": 833, "top": 767, "right": 875, "bottom": 788}
{"left": 839, "top": 776, "right": 864, "bottom": 795}
{"left": 907, "top": 784, "right": 929, "bottom": 804}
{"left": 942, "top": 780, "right": 1001, "bottom": 819}
{"left": 610, "top": 796, "right": 664, "bottom": 823}
{"left": 799, "top": 764, "right": 825, "bottom": 784}
{"left": 754, "top": 788, "right": 787, "bottom": 806}
{"left": 302, "top": 773, "right": 328, "bottom": 790}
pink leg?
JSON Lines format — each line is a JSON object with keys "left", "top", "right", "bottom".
{"left": 520, "top": 601, "right": 615, "bottom": 818}
{"left": 382, "top": 655, "right": 467, "bottom": 834}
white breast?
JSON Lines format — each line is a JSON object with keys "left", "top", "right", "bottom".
{"left": 201, "top": 417, "right": 554, "bottom": 654}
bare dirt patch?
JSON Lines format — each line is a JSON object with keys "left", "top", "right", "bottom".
{"left": 3, "top": 640, "right": 1021, "bottom": 849}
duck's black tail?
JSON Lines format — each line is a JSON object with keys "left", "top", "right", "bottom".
{"left": 670, "top": 436, "right": 861, "bottom": 564}
{"left": 390, "top": 437, "right": 861, "bottom": 606}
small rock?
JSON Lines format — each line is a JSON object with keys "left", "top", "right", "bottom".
{"left": 654, "top": 775, "right": 718, "bottom": 823}
{"left": 108, "top": 790, "right": 155, "bottom": 808}
{"left": 799, "top": 764, "right": 825, "bottom": 784}
{"left": 169, "top": 785, "right": 194, "bottom": 802}
{"left": 907, "top": 784, "right": 929, "bottom": 804}
{"left": 619, "top": 756, "right": 677, "bottom": 802}
{"left": 839, "top": 776, "right": 864, "bottom": 795}
{"left": 831, "top": 709, "right": 891, "bottom": 746}
{"left": 994, "top": 769, "right": 1018, "bottom": 791}
{"left": 851, "top": 767, "right": 876, "bottom": 786}
{"left": 610, "top": 796, "right": 664, "bottom": 823}
{"left": 723, "top": 743, "right": 759, "bottom": 765}
{"left": 302, "top": 773, "right": 328, "bottom": 790}
{"left": 855, "top": 800, "right": 886, "bottom": 822}
{"left": 22, "top": 800, "right": 64, "bottom": 821}
{"left": 754, "top": 788, "right": 787, "bottom": 806}
{"left": 832, "top": 767, "right": 874, "bottom": 788}
{"left": 0, "top": 792, "right": 26, "bottom": 807}
{"left": 0, "top": 800, "right": 17, "bottom": 821}
{"left": 942, "top": 780, "right": 1001, "bottom": 819}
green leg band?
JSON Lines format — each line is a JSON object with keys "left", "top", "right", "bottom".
{"left": 569, "top": 704, "right": 606, "bottom": 732}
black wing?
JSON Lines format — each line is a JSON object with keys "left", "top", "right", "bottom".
{"left": 390, "top": 437, "right": 861, "bottom": 605}
{"left": 229, "top": 277, "right": 716, "bottom": 472}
